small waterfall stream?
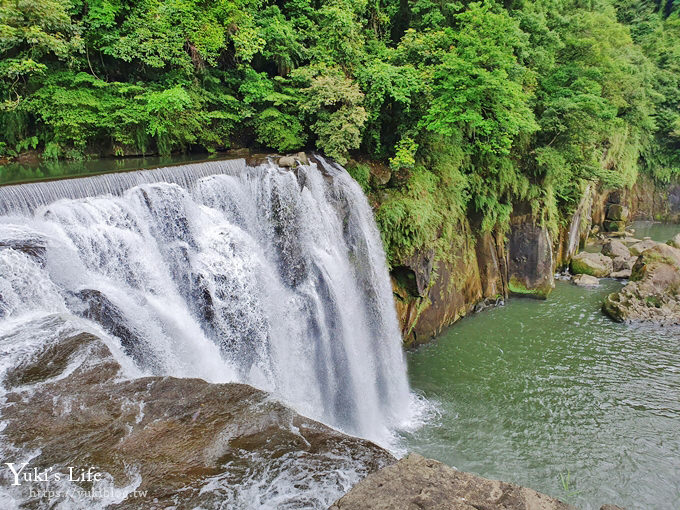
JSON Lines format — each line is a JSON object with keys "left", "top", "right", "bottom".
{"left": 0, "top": 157, "right": 411, "bottom": 444}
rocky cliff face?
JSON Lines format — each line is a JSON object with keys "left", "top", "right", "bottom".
{"left": 592, "top": 175, "right": 680, "bottom": 226}
{"left": 391, "top": 219, "right": 508, "bottom": 345}
{"left": 390, "top": 177, "right": 677, "bottom": 345}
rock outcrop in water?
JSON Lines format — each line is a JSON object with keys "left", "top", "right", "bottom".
{"left": 570, "top": 252, "right": 613, "bottom": 278}
{"left": 507, "top": 212, "right": 555, "bottom": 299}
{"left": 603, "top": 243, "right": 680, "bottom": 325}
{"left": 0, "top": 322, "right": 394, "bottom": 509}
{"left": 329, "top": 454, "right": 575, "bottom": 510}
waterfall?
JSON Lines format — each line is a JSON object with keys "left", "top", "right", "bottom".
{"left": 0, "top": 157, "right": 411, "bottom": 443}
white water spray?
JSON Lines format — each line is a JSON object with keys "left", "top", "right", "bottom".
{"left": 0, "top": 157, "right": 411, "bottom": 443}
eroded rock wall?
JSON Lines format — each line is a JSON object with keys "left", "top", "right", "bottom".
{"left": 507, "top": 209, "right": 555, "bottom": 299}
{"left": 390, "top": 176, "right": 676, "bottom": 345}
{"left": 391, "top": 219, "right": 507, "bottom": 346}
{"left": 591, "top": 175, "right": 680, "bottom": 227}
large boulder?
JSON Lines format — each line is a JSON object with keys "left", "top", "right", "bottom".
{"left": 278, "top": 155, "right": 297, "bottom": 167}
{"left": 570, "top": 252, "right": 613, "bottom": 278}
{"left": 612, "top": 256, "right": 635, "bottom": 272}
{"left": 1, "top": 323, "right": 393, "bottom": 508}
{"left": 573, "top": 274, "right": 600, "bottom": 287}
{"left": 330, "top": 454, "right": 575, "bottom": 510}
{"left": 629, "top": 239, "right": 658, "bottom": 256}
{"left": 507, "top": 215, "right": 555, "bottom": 299}
{"left": 602, "top": 239, "right": 630, "bottom": 259}
{"left": 603, "top": 244, "right": 680, "bottom": 325}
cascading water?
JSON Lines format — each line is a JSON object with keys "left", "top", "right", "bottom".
{"left": 0, "top": 157, "right": 412, "bottom": 444}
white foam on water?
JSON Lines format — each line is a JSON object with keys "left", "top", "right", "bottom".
{"left": 0, "top": 158, "right": 421, "bottom": 507}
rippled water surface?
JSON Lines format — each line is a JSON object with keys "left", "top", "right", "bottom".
{"left": 402, "top": 279, "right": 680, "bottom": 510}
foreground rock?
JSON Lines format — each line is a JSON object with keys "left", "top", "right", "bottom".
{"left": 668, "top": 233, "right": 680, "bottom": 249}
{"left": 603, "top": 243, "right": 680, "bottom": 325}
{"left": 330, "top": 454, "right": 575, "bottom": 510}
{"left": 0, "top": 320, "right": 393, "bottom": 508}
{"left": 601, "top": 239, "right": 630, "bottom": 259}
{"left": 629, "top": 239, "right": 657, "bottom": 256}
{"left": 573, "top": 274, "right": 600, "bottom": 287}
{"left": 570, "top": 252, "right": 613, "bottom": 277}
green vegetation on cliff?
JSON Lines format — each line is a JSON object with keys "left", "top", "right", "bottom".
{"left": 1, "top": 0, "right": 679, "bottom": 262}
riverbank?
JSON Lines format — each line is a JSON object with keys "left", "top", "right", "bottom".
{"left": 401, "top": 273, "right": 680, "bottom": 510}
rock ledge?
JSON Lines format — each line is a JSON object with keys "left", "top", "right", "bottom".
{"left": 330, "top": 453, "right": 575, "bottom": 510}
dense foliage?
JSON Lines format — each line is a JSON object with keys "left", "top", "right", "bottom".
{"left": 1, "top": 0, "right": 678, "bottom": 262}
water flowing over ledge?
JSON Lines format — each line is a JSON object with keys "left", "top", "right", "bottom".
{"left": 0, "top": 157, "right": 411, "bottom": 445}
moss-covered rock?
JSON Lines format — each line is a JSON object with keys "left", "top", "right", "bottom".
{"left": 604, "top": 220, "right": 626, "bottom": 233}
{"left": 603, "top": 244, "right": 680, "bottom": 325}
{"left": 629, "top": 239, "right": 658, "bottom": 256}
{"left": 668, "top": 233, "right": 680, "bottom": 249}
{"left": 606, "top": 204, "right": 629, "bottom": 221}
{"left": 570, "top": 252, "right": 613, "bottom": 277}
{"left": 508, "top": 276, "right": 553, "bottom": 298}
{"left": 507, "top": 213, "right": 555, "bottom": 299}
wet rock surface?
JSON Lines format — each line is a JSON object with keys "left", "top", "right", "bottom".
{"left": 0, "top": 224, "right": 48, "bottom": 265}
{"left": 329, "top": 454, "right": 575, "bottom": 510}
{"left": 0, "top": 326, "right": 394, "bottom": 509}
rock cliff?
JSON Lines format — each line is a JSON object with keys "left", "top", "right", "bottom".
{"left": 389, "top": 177, "right": 678, "bottom": 345}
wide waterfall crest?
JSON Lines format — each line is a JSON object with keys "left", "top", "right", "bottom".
{"left": 0, "top": 157, "right": 411, "bottom": 443}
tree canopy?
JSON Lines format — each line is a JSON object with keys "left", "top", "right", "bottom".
{"left": 0, "top": 0, "right": 678, "bottom": 259}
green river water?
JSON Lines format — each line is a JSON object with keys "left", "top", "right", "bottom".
{"left": 402, "top": 223, "right": 680, "bottom": 510}
{"left": 0, "top": 153, "right": 224, "bottom": 185}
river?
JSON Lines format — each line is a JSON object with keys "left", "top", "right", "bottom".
{"left": 401, "top": 223, "right": 680, "bottom": 510}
